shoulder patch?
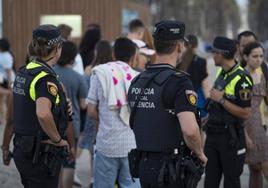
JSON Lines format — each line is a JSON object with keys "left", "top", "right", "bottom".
{"left": 185, "top": 90, "right": 197, "bottom": 106}
{"left": 47, "top": 82, "right": 58, "bottom": 96}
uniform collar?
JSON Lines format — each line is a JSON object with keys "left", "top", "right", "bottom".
{"left": 34, "top": 58, "right": 57, "bottom": 76}
{"left": 146, "top": 63, "right": 175, "bottom": 70}
{"left": 221, "top": 62, "right": 239, "bottom": 76}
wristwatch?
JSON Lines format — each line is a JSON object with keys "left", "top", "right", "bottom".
{"left": 219, "top": 98, "right": 225, "bottom": 105}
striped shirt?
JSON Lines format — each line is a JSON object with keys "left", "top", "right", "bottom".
{"left": 87, "top": 73, "right": 136, "bottom": 157}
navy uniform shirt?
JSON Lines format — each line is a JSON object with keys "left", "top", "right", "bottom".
{"left": 13, "top": 61, "right": 63, "bottom": 135}
{"left": 35, "top": 76, "right": 59, "bottom": 103}
{"left": 34, "top": 62, "right": 61, "bottom": 104}
{"left": 146, "top": 64, "right": 197, "bottom": 114}
{"left": 218, "top": 64, "right": 252, "bottom": 108}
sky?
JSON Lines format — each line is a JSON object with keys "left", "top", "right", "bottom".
{"left": 236, "top": 0, "right": 248, "bottom": 6}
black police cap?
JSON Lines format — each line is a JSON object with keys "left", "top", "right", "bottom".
{"left": 212, "top": 36, "right": 236, "bottom": 55}
{"left": 33, "top": 24, "right": 62, "bottom": 46}
{"left": 153, "top": 20, "right": 187, "bottom": 41}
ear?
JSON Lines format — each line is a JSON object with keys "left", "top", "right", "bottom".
{"left": 177, "top": 41, "right": 183, "bottom": 54}
{"left": 176, "top": 42, "right": 182, "bottom": 54}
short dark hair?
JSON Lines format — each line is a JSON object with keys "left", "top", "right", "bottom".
{"left": 154, "top": 39, "right": 178, "bottom": 55}
{"left": 128, "top": 19, "right": 144, "bottom": 32}
{"left": 0, "top": 38, "right": 10, "bottom": 52}
{"left": 113, "top": 37, "right": 137, "bottom": 62}
{"left": 57, "top": 41, "right": 77, "bottom": 66}
{"left": 237, "top": 31, "right": 257, "bottom": 43}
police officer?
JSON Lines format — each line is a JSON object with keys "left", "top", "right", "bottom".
{"left": 204, "top": 36, "right": 253, "bottom": 188}
{"left": 12, "top": 24, "right": 70, "bottom": 188}
{"left": 128, "top": 20, "right": 207, "bottom": 188}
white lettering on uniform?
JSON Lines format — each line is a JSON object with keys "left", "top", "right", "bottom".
{"left": 137, "top": 101, "right": 155, "bottom": 109}
{"left": 144, "top": 88, "right": 154, "bottom": 95}
{"left": 131, "top": 87, "right": 154, "bottom": 95}
{"left": 131, "top": 87, "right": 155, "bottom": 109}
{"left": 131, "top": 87, "right": 141, "bottom": 95}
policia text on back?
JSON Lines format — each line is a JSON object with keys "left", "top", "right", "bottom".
{"left": 128, "top": 20, "right": 206, "bottom": 188}
{"left": 12, "top": 25, "right": 71, "bottom": 188}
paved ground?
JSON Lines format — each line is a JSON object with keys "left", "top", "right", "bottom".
{"left": 0, "top": 121, "right": 267, "bottom": 188}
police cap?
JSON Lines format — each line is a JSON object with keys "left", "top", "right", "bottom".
{"left": 33, "top": 24, "right": 62, "bottom": 46}
{"left": 212, "top": 36, "right": 236, "bottom": 55}
{"left": 153, "top": 20, "right": 188, "bottom": 41}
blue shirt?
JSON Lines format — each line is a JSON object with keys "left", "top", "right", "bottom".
{"left": 54, "top": 65, "right": 88, "bottom": 138}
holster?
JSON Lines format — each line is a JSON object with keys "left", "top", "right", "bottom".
{"left": 157, "top": 155, "right": 177, "bottom": 187}
{"left": 225, "top": 117, "right": 245, "bottom": 149}
{"left": 42, "top": 144, "right": 68, "bottom": 177}
{"left": 128, "top": 149, "right": 142, "bottom": 178}
{"left": 32, "top": 131, "right": 42, "bottom": 164}
{"left": 176, "top": 154, "right": 204, "bottom": 188}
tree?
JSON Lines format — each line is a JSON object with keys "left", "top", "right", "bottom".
{"left": 150, "top": 0, "right": 241, "bottom": 41}
{"left": 248, "top": 0, "right": 268, "bottom": 40}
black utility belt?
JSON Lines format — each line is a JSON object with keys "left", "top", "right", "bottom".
{"left": 128, "top": 148, "right": 204, "bottom": 187}
{"left": 141, "top": 149, "right": 181, "bottom": 156}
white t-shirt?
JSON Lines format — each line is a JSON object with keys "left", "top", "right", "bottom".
{"left": 0, "top": 51, "right": 14, "bottom": 82}
{"left": 72, "top": 53, "right": 84, "bottom": 75}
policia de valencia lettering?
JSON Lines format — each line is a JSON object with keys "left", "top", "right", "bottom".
{"left": 12, "top": 25, "right": 72, "bottom": 188}
{"left": 128, "top": 20, "right": 207, "bottom": 188}
{"left": 204, "top": 36, "right": 253, "bottom": 188}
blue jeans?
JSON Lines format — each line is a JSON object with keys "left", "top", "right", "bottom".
{"left": 93, "top": 151, "right": 140, "bottom": 188}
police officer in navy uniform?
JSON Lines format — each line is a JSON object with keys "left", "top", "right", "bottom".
{"left": 128, "top": 20, "right": 207, "bottom": 188}
{"left": 204, "top": 37, "right": 253, "bottom": 188}
{"left": 12, "top": 24, "right": 71, "bottom": 188}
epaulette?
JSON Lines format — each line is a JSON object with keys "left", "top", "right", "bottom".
{"left": 174, "top": 70, "right": 189, "bottom": 78}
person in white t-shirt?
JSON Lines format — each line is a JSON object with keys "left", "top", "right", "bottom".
{"left": 0, "top": 38, "right": 13, "bottom": 124}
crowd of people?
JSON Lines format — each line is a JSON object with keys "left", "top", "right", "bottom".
{"left": 0, "top": 17, "right": 268, "bottom": 188}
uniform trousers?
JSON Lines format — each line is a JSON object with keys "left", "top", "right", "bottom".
{"left": 139, "top": 152, "right": 181, "bottom": 188}
{"left": 204, "top": 131, "right": 246, "bottom": 188}
{"left": 13, "top": 145, "right": 60, "bottom": 188}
